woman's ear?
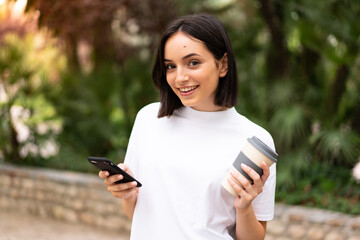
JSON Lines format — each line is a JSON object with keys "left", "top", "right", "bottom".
{"left": 219, "top": 53, "right": 228, "bottom": 78}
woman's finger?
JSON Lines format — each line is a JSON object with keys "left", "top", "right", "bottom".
{"left": 227, "top": 177, "right": 245, "bottom": 196}
{"left": 230, "top": 166, "right": 262, "bottom": 196}
{"left": 241, "top": 164, "right": 264, "bottom": 195}
{"left": 118, "top": 163, "right": 128, "bottom": 171}
{"left": 98, "top": 170, "right": 109, "bottom": 178}
{"left": 103, "top": 174, "right": 123, "bottom": 186}
{"left": 107, "top": 181, "right": 137, "bottom": 192}
{"left": 111, "top": 187, "right": 137, "bottom": 199}
{"left": 230, "top": 170, "right": 251, "bottom": 191}
{"left": 241, "top": 164, "right": 261, "bottom": 186}
{"left": 260, "top": 162, "right": 270, "bottom": 184}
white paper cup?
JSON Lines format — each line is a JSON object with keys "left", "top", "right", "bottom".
{"left": 221, "top": 136, "right": 278, "bottom": 197}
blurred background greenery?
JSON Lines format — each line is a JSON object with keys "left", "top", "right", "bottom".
{"left": 0, "top": 0, "right": 359, "bottom": 214}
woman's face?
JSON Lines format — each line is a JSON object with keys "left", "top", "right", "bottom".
{"left": 164, "top": 31, "right": 228, "bottom": 112}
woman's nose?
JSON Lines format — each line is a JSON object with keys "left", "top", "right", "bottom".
{"left": 175, "top": 67, "right": 190, "bottom": 85}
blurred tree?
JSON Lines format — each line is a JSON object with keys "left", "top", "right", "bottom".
{"left": 257, "top": 0, "right": 289, "bottom": 78}
{"left": 0, "top": 0, "right": 37, "bottom": 40}
{"left": 26, "top": 0, "right": 126, "bottom": 70}
{"left": 0, "top": 0, "right": 65, "bottom": 164}
{"left": 0, "top": 32, "right": 65, "bottom": 164}
{"left": 247, "top": 0, "right": 360, "bottom": 190}
{"left": 25, "top": 0, "right": 178, "bottom": 71}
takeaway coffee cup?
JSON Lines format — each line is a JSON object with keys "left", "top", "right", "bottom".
{"left": 221, "top": 136, "right": 278, "bottom": 197}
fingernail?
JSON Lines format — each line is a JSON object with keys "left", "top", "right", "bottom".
{"left": 132, "top": 181, "right": 137, "bottom": 186}
{"left": 118, "top": 175, "right": 123, "bottom": 179}
{"left": 241, "top": 163, "right": 248, "bottom": 169}
{"left": 105, "top": 172, "right": 109, "bottom": 176}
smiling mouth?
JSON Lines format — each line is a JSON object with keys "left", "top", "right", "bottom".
{"left": 179, "top": 86, "right": 199, "bottom": 93}
{"left": 178, "top": 85, "right": 199, "bottom": 97}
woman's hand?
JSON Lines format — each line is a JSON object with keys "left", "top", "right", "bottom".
{"left": 227, "top": 162, "right": 270, "bottom": 212}
{"left": 99, "top": 163, "right": 138, "bottom": 200}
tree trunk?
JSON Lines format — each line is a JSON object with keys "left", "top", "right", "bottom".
{"left": 4, "top": 117, "right": 22, "bottom": 163}
{"left": 324, "top": 64, "right": 349, "bottom": 119}
{"left": 257, "top": 0, "right": 288, "bottom": 79}
{"left": 65, "top": 34, "right": 80, "bottom": 72}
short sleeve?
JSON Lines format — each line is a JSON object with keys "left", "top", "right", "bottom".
{"left": 251, "top": 133, "right": 277, "bottom": 221}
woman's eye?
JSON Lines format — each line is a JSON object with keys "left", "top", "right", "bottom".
{"left": 188, "top": 60, "right": 200, "bottom": 66}
{"left": 165, "top": 64, "right": 175, "bottom": 70}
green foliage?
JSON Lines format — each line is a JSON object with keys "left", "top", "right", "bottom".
{"left": 275, "top": 148, "right": 311, "bottom": 191}
{"left": 42, "top": 58, "right": 157, "bottom": 172}
{"left": 276, "top": 161, "right": 360, "bottom": 215}
{"left": 0, "top": 33, "right": 64, "bottom": 165}
{"left": 310, "top": 127, "right": 360, "bottom": 166}
{"left": 270, "top": 104, "right": 309, "bottom": 148}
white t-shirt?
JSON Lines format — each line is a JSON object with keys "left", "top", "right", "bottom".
{"left": 124, "top": 102, "right": 276, "bottom": 240}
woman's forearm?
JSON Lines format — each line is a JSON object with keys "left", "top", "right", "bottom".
{"left": 122, "top": 194, "right": 137, "bottom": 220}
{"left": 235, "top": 205, "right": 266, "bottom": 240}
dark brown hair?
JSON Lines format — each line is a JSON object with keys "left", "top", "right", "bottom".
{"left": 152, "top": 14, "right": 238, "bottom": 117}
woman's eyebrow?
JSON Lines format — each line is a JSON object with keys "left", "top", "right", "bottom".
{"left": 164, "top": 53, "right": 200, "bottom": 62}
{"left": 182, "top": 53, "right": 200, "bottom": 60}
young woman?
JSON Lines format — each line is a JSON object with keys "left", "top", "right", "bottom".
{"left": 99, "top": 14, "right": 276, "bottom": 240}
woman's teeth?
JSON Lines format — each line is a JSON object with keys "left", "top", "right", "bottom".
{"left": 180, "top": 86, "right": 198, "bottom": 92}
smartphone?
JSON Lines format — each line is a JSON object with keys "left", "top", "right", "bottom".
{"left": 88, "top": 156, "right": 142, "bottom": 187}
